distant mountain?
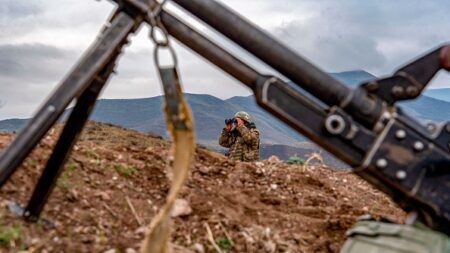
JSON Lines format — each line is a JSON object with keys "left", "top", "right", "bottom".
{"left": 0, "top": 119, "right": 27, "bottom": 132}
{"left": 87, "top": 94, "right": 305, "bottom": 148}
{"left": 1, "top": 70, "right": 449, "bottom": 161}
{"left": 423, "top": 88, "right": 450, "bottom": 102}
{"left": 0, "top": 94, "right": 306, "bottom": 149}
{"left": 331, "top": 70, "right": 450, "bottom": 103}
{"left": 330, "top": 70, "right": 450, "bottom": 122}
{"left": 400, "top": 96, "right": 450, "bottom": 122}
{"left": 330, "top": 70, "right": 376, "bottom": 86}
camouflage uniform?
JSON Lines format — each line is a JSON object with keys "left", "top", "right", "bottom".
{"left": 219, "top": 123, "right": 260, "bottom": 162}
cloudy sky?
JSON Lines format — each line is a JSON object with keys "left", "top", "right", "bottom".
{"left": 1, "top": 0, "right": 450, "bottom": 120}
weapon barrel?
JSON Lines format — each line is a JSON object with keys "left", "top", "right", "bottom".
{"left": 171, "top": 0, "right": 352, "bottom": 107}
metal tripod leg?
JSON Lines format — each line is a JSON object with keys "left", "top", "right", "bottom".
{"left": 0, "top": 12, "right": 140, "bottom": 187}
{"left": 22, "top": 59, "right": 117, "bottom": 221}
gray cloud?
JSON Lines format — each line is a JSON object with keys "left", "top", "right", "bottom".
{"left": 0, "top": 43, "right": 78, "bottom": 119}
{"left": 1, "top": 0, "right": 450, "bottom": 120}
{"left": 0, "top": 43, "right": 75, "bottom": 80}
{"left": 0, "top": 1, "right": 41, "bottom": 17}
{"left": 273, "top": 0, "right": 450, "bottom": 76}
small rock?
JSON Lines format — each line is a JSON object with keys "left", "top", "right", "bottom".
{"left": 81, "top": 235, "right": 94, "bottom": 244}
{"left": 199, "top": 166, "right": 211, "bottom": 175}
{"left": 74, "top": 226, "right": 83, "bottom": 233}
{"left": 0, "top": 200, "right": 9, "bottom": 208}
{"left": 80, "top": 199, "right": 90, "bottom": 208}
{"left": 286, "top": 175, "right": 291, "bottom": 183}
{"left": 263, "top": 240, "right": 276, "bottom": 253}
{"left": 343, "top": 198, "right": 349, "bottom": 202}
{"left": 270, "top": 184, "right": 278, "bottom": 190}
{"left": 135, "top": 226, "right": 147, "bottom": 236}
{"left": 103, "top": 249, "right": 116, "bottom": 253}
{"left": 362, "top": 206, "right": 369, "bottom": 212}
{"left": 30, "top": 238, "right": 40, "bottom": 245}
{"left": 268, "top": 155, "right": 281, "bottom": 164}
{"left": 66, "top": 189, "right": 79, "bottom": 202}
{"left": 171, "top": 199, "right": 193, "bottom": 218}
{"left": 255, "top": 161, "right": 265, "bottom": 168}
{"left": 95, "top": 192, "right": 111, "bottom": 201}
{"left": 125, "top": 248, "right": 137, "bottom": 253}
{"left": 191, "top": 243, "right": 205, "bottom": 253}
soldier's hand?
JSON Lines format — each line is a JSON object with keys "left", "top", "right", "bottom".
{"left": 224, "top": 124, "right": 232, "bottom": 131}
{"left": 236, "top": 117, "right": 244, "bottom": 127}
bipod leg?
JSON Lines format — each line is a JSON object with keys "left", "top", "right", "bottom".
{"left": 22, "top": 58, "right": 117, "bottom": 222}
{"left": 0, "top": 12, "right": 140, "bottom": 187}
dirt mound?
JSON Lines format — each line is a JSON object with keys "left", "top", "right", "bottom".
{"left": 0, "top": 122, "right": 405, "bottom": 253}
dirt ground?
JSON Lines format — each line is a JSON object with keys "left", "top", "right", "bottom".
{"left": 0, "top": 122, "right": 405, "bottom": 253}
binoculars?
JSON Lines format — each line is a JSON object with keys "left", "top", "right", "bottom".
{"left": 225, "top": 118, "right": 237, "bottom": 125}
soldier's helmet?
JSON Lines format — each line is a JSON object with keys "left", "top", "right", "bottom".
{"left": 234, "top": 111, "right": 252, "bottom": 122}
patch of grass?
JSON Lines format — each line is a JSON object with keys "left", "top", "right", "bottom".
{"left": 25, "top": 158, "right": 38, "bottom": 168}
{"left": 57, "top": 161, "right": 78, "bottom": 190}
{"left": 285, "top": 155, "right": 305, "bottom": 165}
{"left": 85, "top": 148, "right": 102, "bottom": 166}
{"left": 0, "top": 224, "right": 21, "bottom": 247}
{"left": 114, "top": 164, "right": 137, "bottom": 177}
{"left": 85, "top": 149, "right": 100, "bottom": 160}
{"left": 216, "top": 238, "right": 232, "bottom": 250}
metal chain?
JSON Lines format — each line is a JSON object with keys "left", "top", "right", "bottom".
{"left": 147, "top": 0, "right": 178, "bottom": 69}
{"left": 148, "top": 0, "right": 169, "bottom": 46}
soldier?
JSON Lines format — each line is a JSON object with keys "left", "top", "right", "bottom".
{"left": 219, "top": 111, "right": 260, "bottom": 162}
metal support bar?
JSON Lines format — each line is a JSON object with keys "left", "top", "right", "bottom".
{"left": 0, "top": 12, "right": 140, "bottom": 187}
{"left": 23, "top": 59, "right": 117, "bottom": 221}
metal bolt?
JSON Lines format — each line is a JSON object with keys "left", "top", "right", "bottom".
{"left": 395, "top": 129, "right": 406, "bottom": 139}
{"left": 413, "top": 141, "right": 424, "bottom": 152}
{"left": 376, "top": 158, "right": 388, "bottom": 169}
{"left": 406, "top": 86, "right": 419, "bottom": 97}
{"left": 426, "top": 123, "right": 437, "bottom": 133}
{"left": 325, "top": 115, "right": 346, "bottom": 135}
{"left": 364, "top": 81, "right": 379, "bottom": 92}
{"left": 391, "top": 86, "right": 404, "bottom": 97}
{"left": 396, "top": 170, "right": 407, "bottom": 180}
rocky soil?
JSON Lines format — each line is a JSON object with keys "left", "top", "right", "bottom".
{"left": 0, "top": 122, "right": 405, "bottom": 253}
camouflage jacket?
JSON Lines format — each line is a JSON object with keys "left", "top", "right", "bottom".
{"left": 219, "top": 123, "right": 260, "bottom": 162}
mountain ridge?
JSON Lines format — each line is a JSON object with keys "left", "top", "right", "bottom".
{"left": 1, "top": 70, "right": 449, "bottom": 165}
